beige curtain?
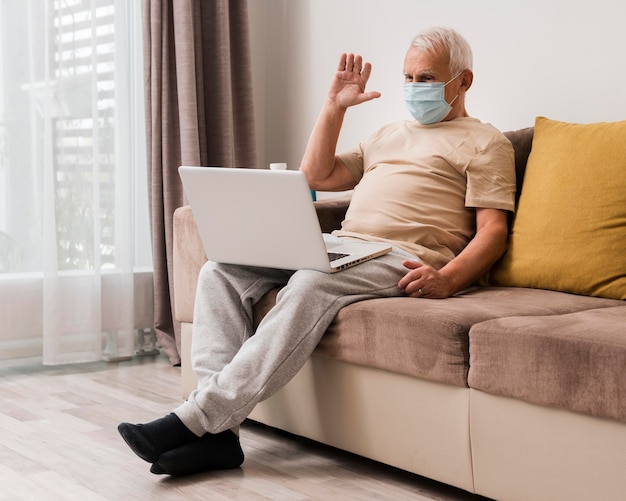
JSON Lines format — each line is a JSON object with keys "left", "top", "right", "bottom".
{"left": 143, "top": 0, "right": 257, "bottom": 364}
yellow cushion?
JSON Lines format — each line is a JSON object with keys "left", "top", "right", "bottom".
{"left": 491, "top": 117, "right": 626, "bottom": 299}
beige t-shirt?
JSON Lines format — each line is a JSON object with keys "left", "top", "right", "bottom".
{"left": 334, "top": 118, "right": 516, "bottom": 269}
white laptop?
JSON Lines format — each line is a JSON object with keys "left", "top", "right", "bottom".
{"left": 178, "top": 166, "right": 392, "bottom": 273}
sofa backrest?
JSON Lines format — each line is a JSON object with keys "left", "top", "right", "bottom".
{"left": 503, "top": 127, "right": 534, "bottom": 205}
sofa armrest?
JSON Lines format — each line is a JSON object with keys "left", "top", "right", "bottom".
{"left": 173, "top": 206, "right": 207, "bottom": 324}
{"left": 314, "top": 194, "right": 351, "bottom": 233}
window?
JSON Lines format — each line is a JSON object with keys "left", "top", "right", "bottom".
{"left": 0, "top": 0, "right": 152, "bottom": 363}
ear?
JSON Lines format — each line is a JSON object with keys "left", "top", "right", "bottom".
{"left": 460, "top": 69, "right": 474, "bottom": 92}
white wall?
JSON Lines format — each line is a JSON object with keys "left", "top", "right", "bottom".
{"left": 249, "top": 0, "right": 626, "bottom": 171}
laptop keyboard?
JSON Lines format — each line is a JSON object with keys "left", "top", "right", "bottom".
{"left": 328, "top": 252, "right": 350, "bottom": 262}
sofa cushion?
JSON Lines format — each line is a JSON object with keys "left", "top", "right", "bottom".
{"left": 491, "top": 117, "right": 626, "bottom": 300}
{"left": 468, "top": 305, "right": 626, "bottom": 422}
{"left": 307, "top": 287, "right": 623, "bottom": 388}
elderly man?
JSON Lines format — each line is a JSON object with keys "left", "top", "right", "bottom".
{"left": 119, "top": 26, "right": 515, "bottom": 476}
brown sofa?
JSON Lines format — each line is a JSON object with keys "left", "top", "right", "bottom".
{"left": 173, "top": 127, "right": 626, "bottom": 501}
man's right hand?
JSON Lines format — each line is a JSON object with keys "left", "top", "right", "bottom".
{"left": 329, "top": 53, "right": 381, "bottom": 109}
{"left": 300, "top": 53, "right": 379, "bottom": 192}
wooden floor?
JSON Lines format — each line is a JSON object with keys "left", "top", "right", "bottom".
{"left": 0, "top": 354, "right": 490, "bottom": 501}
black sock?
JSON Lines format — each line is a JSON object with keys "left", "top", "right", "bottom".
{"left": 150, "top": 430, "right": 244, "bottom": 476}
{"left": 117, "top": 413, "right": 198, "bottom": 463}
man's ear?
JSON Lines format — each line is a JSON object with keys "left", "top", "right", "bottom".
{"left": 461, "top": 69, "right": 474, "bottom": 91}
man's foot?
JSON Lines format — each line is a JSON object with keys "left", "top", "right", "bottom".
{"left": 117, "top": 413, "right": 198, "bottom": 463}
{"left": 150, "top": 430, "right": 244, "bottom": 476}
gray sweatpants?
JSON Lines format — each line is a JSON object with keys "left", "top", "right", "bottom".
{"left": 174, "top": 236, "right": 415, "bottom": 436}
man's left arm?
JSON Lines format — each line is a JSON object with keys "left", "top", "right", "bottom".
{"left": 398, "top": 208, "right": 509, "bottom": 299}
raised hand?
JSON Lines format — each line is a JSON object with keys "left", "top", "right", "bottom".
{"left": 300, "top": 53, "right": 381, "bottom": 191}
{"left": 328, "top": 53, "right": 381, "bottom": 109}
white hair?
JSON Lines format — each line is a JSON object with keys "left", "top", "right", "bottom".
{"left": 411, "top": 27, "right": 473, "bottom": 74}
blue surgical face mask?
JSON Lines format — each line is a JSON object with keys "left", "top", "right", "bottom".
{"left": 404, "top": 72, "right": 462, "bottom": 125}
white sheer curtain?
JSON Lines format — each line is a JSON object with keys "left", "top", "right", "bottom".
{"left": 0, "top": 0, "right": 152, "bottom": 365}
